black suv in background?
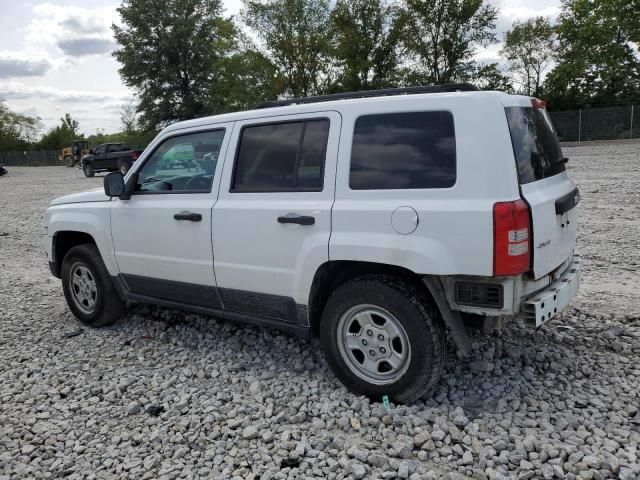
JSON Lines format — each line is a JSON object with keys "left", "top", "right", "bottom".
{"left": 81, "top": 143, "right": 143, "bottom": 177}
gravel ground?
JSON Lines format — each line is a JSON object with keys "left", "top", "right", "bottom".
{"left": 0, "top": 142, "right": 639, "bottom": 480}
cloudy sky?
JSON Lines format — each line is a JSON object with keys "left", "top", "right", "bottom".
{"left": 0, "top": 0, "right": 560, "bottom": 136}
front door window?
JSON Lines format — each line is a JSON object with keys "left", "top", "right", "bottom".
{"left": 135, "top": 130, "right": 225, "bottom": 193}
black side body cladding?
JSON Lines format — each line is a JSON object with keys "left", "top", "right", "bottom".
{"left": 218, "top": 287, "right": 300, "bottom": 323}
{"left": 49, "top": 233, "right": 61, "bottom": 278}
{"left": 122, "top": 274, "right": 224, "bottom": 309}
{"left": 111, "top": 274, "right": 311, "bottom": 338}
{"left": 422, "top": 276, "right": 472, "bottom": 357}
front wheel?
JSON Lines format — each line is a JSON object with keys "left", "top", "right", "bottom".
{"left": 61, "top": 244, "right": 124, "bottom": 327}
{"left": 320, "top": 275, "right": 446, "bottom": 403}
{"left": 83, "top": 164, "right": 94, "bottom": 177}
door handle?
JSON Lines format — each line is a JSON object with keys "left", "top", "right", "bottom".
{"left": 277, "top": 213, "right": 315, "bottom": 225}
{"left": 174, "top": 211, "right": 202, "bottom": 222}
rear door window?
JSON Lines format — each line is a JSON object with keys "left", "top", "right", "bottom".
{"left": 349, "top": 111, "right": 456, "bottom": 190}
{"left": 505, "top": 107, "right": 566, "bottom": 184}
{"left": 232, "top": 119, "right": 330, "bottom": 192}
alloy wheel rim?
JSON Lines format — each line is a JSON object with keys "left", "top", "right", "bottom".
{"left": 336, "top": 304, "right": 411, "bottom": 385}
{"left": 68, "top": 262, "right": 97, "bottom": 314}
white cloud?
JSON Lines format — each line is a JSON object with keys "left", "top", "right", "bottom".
{"left": 26, "top": 2, "right": 118, "bottom": 59}
{"left": 474, "top": 44, "right": 503, "bottom": 64}
{"left": 475, "top": 0, "right": 561, "bottom": 72}
{"left": 491, "top": 0, "right": 561, "bottom": 36}
{"left": 0, "top": 80, "right": 130, "bottom": 103}
{"left": 0, "top": 53, "right": 52, "bottom": 78}
{"left": 56, "top": 37, "right": 114, "bottom": 56}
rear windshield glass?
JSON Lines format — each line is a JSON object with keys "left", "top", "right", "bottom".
{"left": 505, "top": 107, "right": 565, "bottom": 184}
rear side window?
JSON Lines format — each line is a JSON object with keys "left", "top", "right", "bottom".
{"left": 505, "top": 107, "right": 565, "bottom": 184}
{"left": 350, "top": 111, "right": 456, "bottom": 190}
{"left": 232, "top": 119, "right": 330, "bottom": 192}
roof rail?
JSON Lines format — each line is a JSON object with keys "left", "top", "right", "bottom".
{"left": 254, "top": 83, "right": 480, "bottom": 109}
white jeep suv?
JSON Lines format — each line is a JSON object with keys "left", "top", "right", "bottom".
{"left": 43, "top": 85, "right": 580, "bottom": 402}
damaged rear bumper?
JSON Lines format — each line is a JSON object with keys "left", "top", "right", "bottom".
{"left": 521, "top": 256, "right": 581, "bottom": 328}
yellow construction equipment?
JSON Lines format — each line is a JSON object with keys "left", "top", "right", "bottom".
{"left": 60, "top": 140, "right": 90, "bottom": 167}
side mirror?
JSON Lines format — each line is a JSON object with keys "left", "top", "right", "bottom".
{"left": 104, "top": 172, "right": 125, "bottom": 198}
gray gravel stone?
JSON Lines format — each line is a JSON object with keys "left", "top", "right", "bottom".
{"left": 349, "top": 462, "right": 366, "bottom": 479}
{"left": 241, "top": 426, "right": 259, "bottom": 440}
{"left": 413, "top": 431, "right": 430, "bottom": 448}
{"left": 367, "top": 453, "right": 387, "bottom": 468}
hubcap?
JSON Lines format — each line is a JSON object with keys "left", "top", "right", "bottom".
{"left": 337, "top": 305, "right": 411, "bottom": 385}
{"left": 68, "top": 262, "right": 97, "bottom": 314}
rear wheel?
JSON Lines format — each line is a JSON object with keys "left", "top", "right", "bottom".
{"left": 83, "top": 163, "right": 94, "bottom": 177}
{"left": 61, "top": 244, "right": 124, "bottom": 327}
{"left": 64, "top": 156, "right": 74, "bottom": 167}
{"left": 320, "top": 275, "right": 446, "bottom": 403}
{"left": 118, "top": 159, "right": 132, "bottom": 175}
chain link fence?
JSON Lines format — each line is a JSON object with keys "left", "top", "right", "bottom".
{"left": 0, "top": 150, "right": 61, "bottom": 166}
{"left": 550, "top": 105, "right": 639, "bottom": 142}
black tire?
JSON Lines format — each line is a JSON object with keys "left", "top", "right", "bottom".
{"left": 118, "top": 159, "right": 132, "bottom": 175}
{"left": 320, "top": 275, "right": 446, "bottom": 403}
{"left": 83, "top": 163, "right": 94, "bottom": 177}
{"left": 64, "top": 156, "right": 74, "bottom": 167}
{"left": 61, "top": 244, "right": 124, "bottom": 327}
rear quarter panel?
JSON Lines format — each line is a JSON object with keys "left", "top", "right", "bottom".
{"left": 330, "top": 93, "right": 521, "bottom": 276}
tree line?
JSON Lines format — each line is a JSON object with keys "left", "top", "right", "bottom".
{"left": 1, "top": 0, "right": 638, "bottom": 151}
{"left": 0, "top": 104, "right": 153, "bottom": 153}
{"left": 113, "top": 0, "right": 640, "bottom": 129}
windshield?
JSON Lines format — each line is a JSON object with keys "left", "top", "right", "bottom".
{"left": 505, "top": 107, "right": 565, "bottom": 184}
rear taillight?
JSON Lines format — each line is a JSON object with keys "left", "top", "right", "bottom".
{"left": 493, "top": 200, "right": 531, "bottom": 276}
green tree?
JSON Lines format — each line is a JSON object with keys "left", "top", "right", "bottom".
{"left": 501, "top": 17, "right": 556, "bottom": 97}
{"left": 113, "top": 0, "right": 236, "bottom": 129}
{"left": 467, "top": 63, "right": 513, "bottom": 91}
{"left": 242, "top": 0, "right": 333, "bottom": 97}
{"left": 120, "top": 100, "right": 139, "bottom": 135}
{"left": 0, "top": 100, "right": 42, "bottom": 151}
{"left": 38, "top": 114, "right": 80, "bottom": 150}
{"left": 329, "top": 0, "right": 402, "bottom": 92}
{"left": 544, "top": 0, "right": 640, "bottom": 109}
{"left": 209, "top": 49, "right": 283, "bottom": 112}
{"left": 399, "top": 0, "right": 498, "bottom": 84}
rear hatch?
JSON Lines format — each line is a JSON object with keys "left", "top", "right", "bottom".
{"left": 505, "top": 102, "right": 579, "bottom": 279}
